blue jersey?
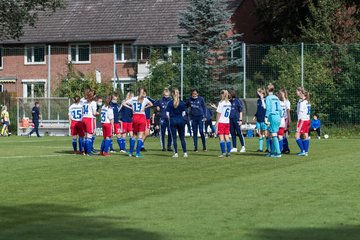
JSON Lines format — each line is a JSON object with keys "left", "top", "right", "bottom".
{"left": 120, "top": 105, "right": 133, "bottom": 123}
{"left": 32, "top": 106, "right": 40, "bottom": 121}
{"left": 166, "top": 100, "right": 186, "bottom": 119}
{"left": 110, "top": 102, "right": 121, "bottom": 123}
{"left": 154, "top": 97, "right": 172, "bottom": 119}
{"left": 311, "top": 119, "right": 321, "bottom": 129}
{"left": 186, "top": 96, "right": 206, "bottom": 119}
{"left": 255, "top": 98, "right": 266, "bottom": 122}
{"left": 230, "top": 98, "right": 243, "bottom": 119}
{"left": 265, "top": 94, "right": 283, "bottom": 118}
{"left": 145, "top": 97, "right": 156, "bottom": 120}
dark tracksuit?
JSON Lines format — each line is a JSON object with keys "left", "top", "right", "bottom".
{"left": 255, "top": 98, "right": 266, "bottom": 123}
{"left": 166, "top": 100, "right": 187, "bottom": 154}
{"left": 154, "top": 97, "right": 172, "bottom": 149}
{"left": 29, "top": 106, "right": 41, "bottom": 137}
{"left": 205, "top": 107, "right": 215, "bottom": 135}
{"left": 186, "top": 96, "right": 207, "bottom": 150}
{"left": 230, "top": 98, "right": 245, "bottom": 148}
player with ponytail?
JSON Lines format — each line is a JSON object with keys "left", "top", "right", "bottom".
{"left": 295, "top": 87, "right": 311, "bottom": 156}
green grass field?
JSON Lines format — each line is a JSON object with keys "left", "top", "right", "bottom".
{"left": 1, "top": 136, "right": 360, "bottom": 240}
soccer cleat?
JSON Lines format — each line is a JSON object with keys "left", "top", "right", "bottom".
{"left": 135, "top": 154, "right": 144, "bottom": 158}
{"left": 110, "top": 149, "right": 116, "bottom": 153}
{"left": 219, "top": 154, "right": 226, "bottom": 158}
{"left": 282, "top": 150, "right": 290, "bottom": 154}
{"left": 120, "top": 150, "right": 127, "bottom": 153}
{"left": 265, "top": 149, "right": 269, "bottom": 153}
{"left": 99, "top": 152, "right": 104, "bottom": 156}
{"left": 184, "top": 153, "right": 188, "bottom": 158}
{"left": 240, "top": 146, "right": 246, "bottom": 153}
{"left": 162, "top": 148, "right": 166, "bottom": 152}
{"left": 297, "top": 152, "right": 306, "bottom": 156}
{"left": 257, "top": 149, "right": 263, "bottom": 152}
{"left": 167, "top": 147, "right": 173, "bottom": 152}
{"left": 230, "top": 148, "right": 238, "bottom": 153}
{"left": 194, "top": 148, "right": 198, "bottom": 152}
{"left": 172, "top": 153, "right": 178, "bottom": 158}
{"left": 318, "top": 136, "right": 321, "bottom": 139}
{"left": 203, "top": 148, "right": 207, "bottom": 152}
{"left": 265, "top": 153, "right": 272, "bottom": 157}
{"left": 103, "top": 152, "right": 111, "bottom": 157}
{"left": 271, "top": 154, "right": 282, "bottom": 158}
{"left": 141, "top": 148, "right": 147, "bottom": 152}
{"left": 226, "top": 153, "right": 230, "bottom": 157}
{"left": 128, "top": 153, "right": 133, "bottom": 157}
{"left": 305, "top": 152, "right": 309, "bottom": 156}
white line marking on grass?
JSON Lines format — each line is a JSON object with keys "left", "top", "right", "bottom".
{"left": 0, "top": 154, "right": 71, "bottom": 160}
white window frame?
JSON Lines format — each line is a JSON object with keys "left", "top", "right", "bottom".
{"left": 0, "top": 46, "right": 3, "bottom": 70}
{"left": 0, "top": 84, "right": 3, "bottom": 92}
{"left": 115, "top": 43, "right": 137, "bottom": 63}
{"left": 22, "top": 79, "right": 47, "bottom": 98}
{"left": 24, "top": 45, "right": 46, "bottom": 65}
{"left": 68, "top": 43, "right": 91, "bottom": 64}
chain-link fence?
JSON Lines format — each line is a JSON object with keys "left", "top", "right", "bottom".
{"left": 0, "top": 43, "right": 359, "bottom": 134}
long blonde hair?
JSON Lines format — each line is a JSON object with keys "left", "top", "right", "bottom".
{"left": 297, "top": 87, "right": 310, "bottom": 101}
{"left": 172, "top": 88, "right": 180, "bottom": 108}
{"left": 220, "top": 90, "right": 230, "bottom": 102}
{"left": 137, "top": 88, "right": 146, "bottom": 103}
{"left": 125, "top": 91, "right": 134, "bottom": 101}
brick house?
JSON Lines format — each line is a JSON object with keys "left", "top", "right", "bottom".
{"left": 0, "top": 0, "right": 262, "bottom": 98}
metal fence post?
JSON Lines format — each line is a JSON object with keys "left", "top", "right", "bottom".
{"left": 113, "top": 43, "right": 117, "bottom": 91}
{"left": 242, "top": 42, "right": 246, "bottom": 99}
{"left": 47, "top": 44, "right": 51, "bottom": 120}
{"left": 301, "top": 42, "right": 304, "bottom": 87}
{"left": 181, "top": 44, "right": 184, "bottom": 101}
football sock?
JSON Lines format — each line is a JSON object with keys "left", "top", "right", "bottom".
{"left": 104, "top": 139, "right": 111, "bottom": 153}
{"left": 117, "top": 138, "right": 122, "bottom": 150}
{"left": 296, "top": 138, "right": 305, "bottom": 152}
{"left": 303, "top": 139, "right": 310, "bottom": 153}
{"left": 91, "top": 136, "right": 96, "bottom": 150}
{"left": 136, "top": 139, "right": 143, "bottom": 155}
{"left": 220, "top": 141, "right": 225, "bottom": 154}
{"left": 109, "top": 139, "right": 114, "bottom": 150}
{"left": 283, "top": 137, "right": 289, "bottom": 151}
{"left": 129, "top": 138, "right": 136, "bottom": 155}
{"left": 79, "top": 137, "right": 84, "bottom": 152}
{"left": 279, "top": 138, "right": 284, "bottom": 152}
{"left": 72, "top": 139, "right": 77, "bottom": 152}
{"left": 226, "top": 141, "right": 231, "bottom": 154}
{"left": 259, "top": 137, "right": 264, "bottom": 151}
{"left": 272, "top": 137, "right": 280, "bottom": 155}
{"left": 100, "top": 139, "right": 105, "bottom": 152}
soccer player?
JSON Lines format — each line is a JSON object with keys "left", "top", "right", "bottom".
{"left": 81, "top": 90, "right": 99, "bottom": 155}
{"left": 154, "top": 88, "right": 172, "bottom": 151}
{"left": 265, "top": 83, "right": 282, "bottom": 158}
{"left": 110, "top": 93, "right": 122, "bottom": 152}
{"left": 309, "top": 114, "right": 321, "bottom": 139}
{"left": 295, "top": 87, "right": 311, "bottom": 156}
{"left": 215, "top": 90, "right": 232, "bottom": 157}
{"left": 277, "top": 91, "right": 287, "bottom": 153}
{"left": 100, "top": 96, "right": 114, "bottom": 157}
{"left": 123, "top": 88, "right": 153, "bottom": 158}
{"left": 1, "top": 106, "right": 10, "bottom": 136}
{"left": 186, "top": 89, "right": 207, "bottom": 152}
{"left": 281, "top": 88, "right": 291, "bottom": 154}
{"left": 68, "top": 96, "right": 84, "bottom": 154}
{"left": 28, "top": 101, "right": 41, "bottom": 138}
{"left": 119, "top": 92, "right": 134, "bottom": 153}
{"left": 253, "top": 88, "right": 267, "bottom": 152}
{"left": 166, "top": 88, "right": 188, "bottom": 158}
{"left": 142, "top": 89, "right": 156, "bottom": 152}
{"left": 229, "top": 89, "right": 246, "bottom": 153}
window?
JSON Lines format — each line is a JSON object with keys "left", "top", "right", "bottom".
{"left": 22, "top": 80, "right": 46, "bottom": 98}
{"left": 69, "top": 44, "right": 91, "bottom": 63}
{"left": 0, "top": 47, "right": 3, "bottom": 69}
{"left": 25, "top": 45, "right": 45, "bottom": 64}
{"left": 116, "top": 43, "right": 136, "bottom": 62}
{"left": 0, "top": 85, "right": 3, "bottom": 92}
{"left": 137, "top": 46, "right": 150, "bottom": 61}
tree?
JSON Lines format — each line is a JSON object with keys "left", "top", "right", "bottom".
{"left": 0, "top": 0, "right": 65, "bottom": 40}
{"left": 179, "top": 0, "right": 243, "bottom": 101}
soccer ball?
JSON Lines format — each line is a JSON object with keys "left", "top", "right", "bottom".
{"left": 324, "top": 134, "right": 329, "bottom": 139}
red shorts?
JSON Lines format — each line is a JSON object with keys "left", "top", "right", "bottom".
{"left": 121, "top": 122, "right": 133, "bottom": 134}
{"left": 102, "top": 123, "right": 112, "bottom": 138}
{"left": 114, "top": 123, "right": 121, "bottom": 135}
{"left": 82, "top": 117, "right": 94, "bottom": 134}
{"left": 146, "top": 119, "right": 151, "bottom": 130}
{"left": 133, "top": 114, "right": 146, "bottom": 134}
{"left": 71, "top": 121, "right": 84, "bottom": 137}
{"left": 217, "top": 122, "right": 230, "bottom": 135}
{"left": 297, "top": 120, "right": 310, "bottom": 134}
{"left": 278, "top": 127, "right": 285, "bottom": 137}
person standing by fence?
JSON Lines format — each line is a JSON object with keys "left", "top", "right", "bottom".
{"left": 229, "top": 89, "right": 246, "bottom": 153}
{"left": 28, "top": 102, "right": 41, "bottom": 138}
{"left": 186, "top": 89, "right": 207, "bottom": 152}
{"left": 1, "top": 106, "right": 10, "bottom": 136}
